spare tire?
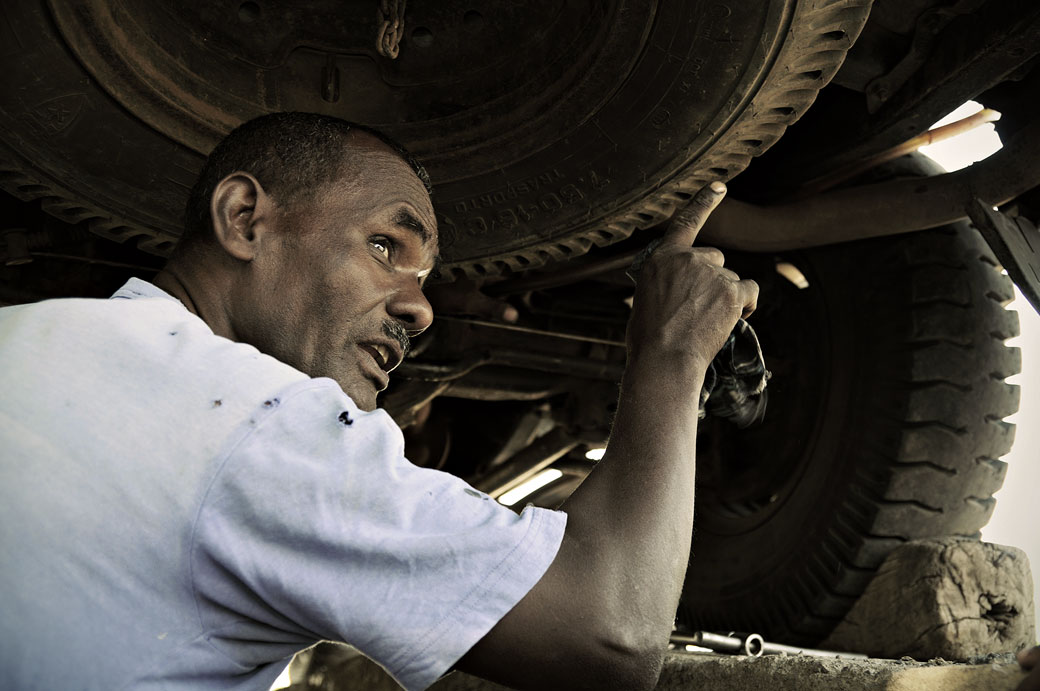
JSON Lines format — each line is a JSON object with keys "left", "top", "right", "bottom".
{"left": 679, "top": 214, "right": 1022, "bottom": 643}
{"left": 0, "top": 0, "right": 870, "bottom": 275}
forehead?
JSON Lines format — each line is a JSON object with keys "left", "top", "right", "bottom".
{"left": 296, "top": 134, "right": 438, "bottom": 255}
{"left": 339, "top": 134, "right": 431, "bottom": 203}
{"left": 320, "top": 136, "right": 434, "bottom": 228}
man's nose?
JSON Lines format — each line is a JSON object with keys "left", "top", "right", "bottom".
{"left": 388, "top": 280, "right": 434, "bottom": 335}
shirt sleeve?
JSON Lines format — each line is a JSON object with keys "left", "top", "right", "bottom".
{"left": 190, "top": 379, "right": 567, "bottom": 690}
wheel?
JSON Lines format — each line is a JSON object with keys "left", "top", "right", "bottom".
{"left": 0, "top": 0, "right": 870, "bottom": 275}
{"left": 678, "top": 217, "right": 1022, "bottom": 643}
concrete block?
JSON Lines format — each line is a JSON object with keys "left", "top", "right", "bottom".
{"left": 822, "top": 538, "right": 1035, "bottom": 661}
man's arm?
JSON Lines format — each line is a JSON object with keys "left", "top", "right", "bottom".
{"left": 1018, "top": 646, "right": 1040, "bottom": 691}
{"left": 457, "top": 182, "right": 759, "bottom": 690}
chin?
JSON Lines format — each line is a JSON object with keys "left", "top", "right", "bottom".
{"left": 340, "top": 380, "right": 379, "bottom": 411}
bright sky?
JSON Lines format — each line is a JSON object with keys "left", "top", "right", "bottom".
{"left": 922, "top": 101, "right": 1039, "bottom": 630}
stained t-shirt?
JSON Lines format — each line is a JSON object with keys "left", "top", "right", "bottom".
{"left": 0, "top": 278, "right": 566, "bottom": 690}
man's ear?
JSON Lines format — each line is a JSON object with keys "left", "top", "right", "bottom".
{"left": 209, "top": 172, "right": 274, "bottom": 262}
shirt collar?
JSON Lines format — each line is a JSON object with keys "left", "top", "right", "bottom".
{"left": 110, "top": 277, "right": 180, "bottom": 303}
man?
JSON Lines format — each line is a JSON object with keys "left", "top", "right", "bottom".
{"left": 0, "top": 112, "right": 1033, "bottom": 691}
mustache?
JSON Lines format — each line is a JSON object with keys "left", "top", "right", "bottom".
{"left": 383, "top": 320, "right": 411, "bottom": 357}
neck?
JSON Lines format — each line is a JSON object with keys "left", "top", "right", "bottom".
{"left": 152, "top": 260, "right": 237, "bottom": 341}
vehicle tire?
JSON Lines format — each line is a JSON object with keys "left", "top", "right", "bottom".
{"left": 678, "top": 215, "right": 1022, "bottom": 644}
{"left": 0, "top": 0, "right": 870, "bottom": 274}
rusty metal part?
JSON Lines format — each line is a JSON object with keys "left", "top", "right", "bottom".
{"left": 796, "top": 108, "right": 1001, "bottom": 197}
{"left": 396, "top": 348, "right": 624, "bottom": 382}
{"left": 553, "top": 459, "right": 598, "bottom": 477}
{"left": 444, "top": 382, "right": 562, "bottom": 402}
{"left": 794, "top": 0, "right": 1040, "bottom": 184}
{"left": 443, "top": 368, "right": 566, "bottom": 401}
{"left": 434, "top": 315, "right": 626, "bottom": 348}
{"left": 376, "top": 0, "right": 407, "bottom": 59}
{"left": 469, "top": 427, "right": 579, "bottom": 498}
{"left": 699, "top": 116, "right": 1040, "bottom": 251}
{"left": 381, "top": 380, "right": 451, "bottom": 428}
{"left": 396, "top": 352, "right": 491, "bottom": 381}
{"left": 863, "top": 0, "right": 987, "bottom": 114}
{"left": 968, "top": 200, "right": 1040, "bottom": 315}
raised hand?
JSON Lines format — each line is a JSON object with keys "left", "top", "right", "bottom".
{"left": 627, "top": 182, "right": 759, "bottom": 371}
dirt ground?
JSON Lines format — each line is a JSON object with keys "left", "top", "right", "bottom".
{"left": 306, "top": 648, "right": 1030, "bottom": 691}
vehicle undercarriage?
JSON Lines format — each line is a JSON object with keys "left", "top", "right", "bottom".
{"left": 1, "top": 0, "right": 1037, "bottom": 647}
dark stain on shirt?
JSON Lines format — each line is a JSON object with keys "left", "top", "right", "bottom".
{"left": 338, "top": 411, "right": 353, "bottom": 426}
{"left": 212, "top": 399, "right": 222, "bottom": 408}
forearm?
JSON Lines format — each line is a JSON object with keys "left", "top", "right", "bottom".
{"left": 457, "top": 182, "right": 758, "bottom": 690}
{"left": 458, "top": 354, "right": 706, "bottom": 690}
{"left": 558, "top": 351, "right": 705, "bottom": 644}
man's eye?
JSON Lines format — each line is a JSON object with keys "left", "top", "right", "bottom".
{"left": 370, "top": 237, "right": 394, "bottom": 259}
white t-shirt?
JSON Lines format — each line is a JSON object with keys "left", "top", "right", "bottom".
{"left": 0, "top": 278, "right": 566, "bottom": 690}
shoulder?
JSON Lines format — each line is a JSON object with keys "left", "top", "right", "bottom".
{"left": 0, "top": 283, "right": 312, "bottom": 454}
{"left": 208, "top": 379, "right": 405, "bottom": 488}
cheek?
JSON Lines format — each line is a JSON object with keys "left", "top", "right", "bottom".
{"left": 312, "top": 275, "right": 381, "bottom": 339}
{"left": 290, "top": 243, "right": 391, "bottom": 334}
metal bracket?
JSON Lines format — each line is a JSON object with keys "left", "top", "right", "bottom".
{"left": 968, "top": 199, "right": 1040, "bottom": 315}
{"left": 864, "top": 0, "right": 988, "bottom": 114}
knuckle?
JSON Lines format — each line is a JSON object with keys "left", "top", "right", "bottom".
{"left": 694, "top": 246, "right": 724, "bottom": 260}
{"left": 719, "top": 267, "right": 741, "bottom": 282}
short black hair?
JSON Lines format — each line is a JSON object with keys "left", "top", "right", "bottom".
{"left": 180, "top": 112, "right": 431, "bottom": 246}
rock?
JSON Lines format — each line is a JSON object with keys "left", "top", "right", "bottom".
{"left": 822, "top": 538, "right": 1035, "bottom": 661}
{"left": 655, "top": 653, "right": 1028, "bottom": 691}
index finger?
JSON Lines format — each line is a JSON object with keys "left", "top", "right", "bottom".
{"left": 662, "top": 181, "right": 727, "bottom": 247}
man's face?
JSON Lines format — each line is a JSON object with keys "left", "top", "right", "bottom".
{"left": 234, "top": 136, "right": 438, "bottom": 410}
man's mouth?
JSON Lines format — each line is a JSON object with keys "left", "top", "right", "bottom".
{"left": 363, "top": 343, "right": 392, "bottom": 370}
{"left": 358, "top": 345, "right": 391, "bottom": 390}
{"left": 358, "top": 340, "right": 403, "bottom": 390}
